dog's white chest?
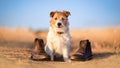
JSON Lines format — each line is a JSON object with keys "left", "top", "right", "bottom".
{"left": 54, "top": 35, "right": 68, "bottom": 50}
{"left": 47, "top": 31, "right": 71, "bottom": 54}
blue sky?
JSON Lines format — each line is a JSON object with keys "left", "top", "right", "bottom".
{"left": 0, "top": 0, "right": 120, "bottom": 30}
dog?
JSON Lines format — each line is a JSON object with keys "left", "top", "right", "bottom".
{"left": 45, "top": 10, "right": 71, "bottom": 62}
{"left": 71, "top": 40, "right": 92, "bottom": 61}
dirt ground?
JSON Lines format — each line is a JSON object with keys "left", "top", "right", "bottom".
{"left": 0, "top": 47, "right": 119, "bottom": 68}
{"left": 0, "top": 27, "right": 120, "bottom": 68}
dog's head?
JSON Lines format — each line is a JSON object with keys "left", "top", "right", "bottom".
{"left": 50, "top": 10, "right": 71, "bottom": 33}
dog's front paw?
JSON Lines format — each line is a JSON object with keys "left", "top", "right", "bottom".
{"left": 51, "top": 58, "right": 54, "bottom": 61}
{"left": 50, "top": 56, "right": 54, "bottom": 61}
{"left": 67, "top": 59, "right": 71, "bottom": 63}
{"left": 64, "top": 59, "right": 71, "bottom": 63}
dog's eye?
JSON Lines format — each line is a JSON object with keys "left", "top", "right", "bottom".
{"left": 62, "top": 18, "right": 65, "bottom": 20}
{"left": 54, "top": 18, "right": 57, "bottom": 20}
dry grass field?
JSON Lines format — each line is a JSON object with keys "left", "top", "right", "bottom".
{"left": 0, "top": 27, "right": 120, "bottom": 68}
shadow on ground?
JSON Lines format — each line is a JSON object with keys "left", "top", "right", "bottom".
{"left": 92, "top": 52, "right": 118, "bottom": 60}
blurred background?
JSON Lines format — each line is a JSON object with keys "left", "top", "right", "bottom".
{"left": 0, "top": 0, "right": 120, "bottom": 30}
{"left": 0, "top": 0, "right": 120, "bottom": 53}
{"left": 0, "top": 0, "right": 120, "bottom": 67}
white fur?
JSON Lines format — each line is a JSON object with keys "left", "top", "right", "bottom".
{"left": 45, "top": 22, "right": 71, "bottom": 62}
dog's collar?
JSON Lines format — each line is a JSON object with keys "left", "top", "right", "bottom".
{"left": 57, "top": 32, "right": 64, "bottom": 34}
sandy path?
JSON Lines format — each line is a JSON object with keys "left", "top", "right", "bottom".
{"left": 0, "top": 55, "right": 120, "bottom": 68}
{"left": 0, "top": 47, "right": 120, "bottom": 68}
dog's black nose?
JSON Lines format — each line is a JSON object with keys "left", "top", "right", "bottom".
{"left": 57, "top": 23, "right": 62, "bottom": 27}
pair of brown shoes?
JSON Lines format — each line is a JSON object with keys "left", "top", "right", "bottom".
{"left": 71, "top": 40, "right": 93, "bottom": 61}
{"left": 30, "top": 38, "right": 50, "bottom": 61}
{"left": 31, "top": 38, "right": 93, "bottom": 61}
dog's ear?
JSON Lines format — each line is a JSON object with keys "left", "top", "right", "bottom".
{"left": 50, "top": 11, "right": 55, "bottom": 17}
{"left": 63, "top": 11, "right": 71, "bottom": 17}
